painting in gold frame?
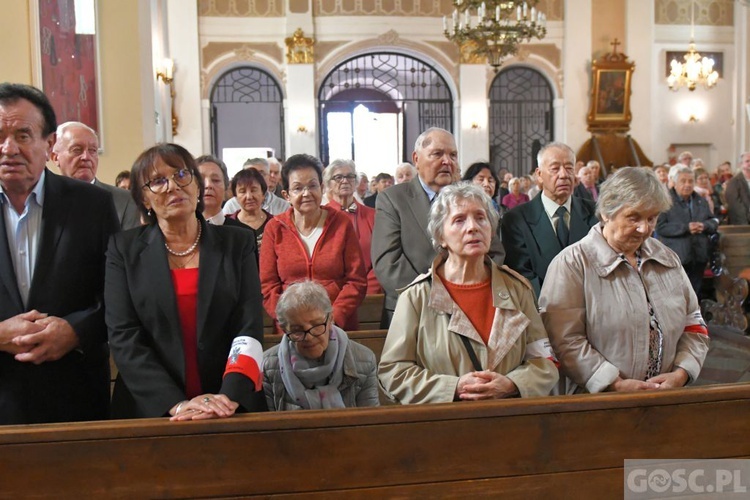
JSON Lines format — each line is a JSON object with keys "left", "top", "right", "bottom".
{"left": 587, "top": 41, "right": 634, "bottom": 133}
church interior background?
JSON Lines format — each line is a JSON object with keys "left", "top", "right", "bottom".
{"left": 2, "top": 0, "right": 749, "bottom": 182}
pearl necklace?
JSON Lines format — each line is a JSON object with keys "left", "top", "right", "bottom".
{"left": 165, "top": 220, "right": 202, "bottom": 257}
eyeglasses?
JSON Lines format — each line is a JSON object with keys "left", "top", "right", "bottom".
{"left": 284, "top": 314, "right": 329, "bottom": 342}
{"left": 332, "top": 174, "right": 357, "bottom": 183}
{"left": 143, "top": 168, "right": 193, "bottom": 194}
{"left": 288, "top": 183, "right": 321, "bottom": 197}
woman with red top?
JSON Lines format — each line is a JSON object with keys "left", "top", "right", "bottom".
{"left": 378, "top": 183, "right": 558, "bottom": 404}
{"left": 260, "top": 154, "right": 367, "bottom": 333}
{"left": 105, "top": 143, "right": 266, "bottom": 420}
{"left": 323, "top": 159, "right": 382, "bottom": 294}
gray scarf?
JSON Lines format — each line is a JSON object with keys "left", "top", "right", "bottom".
{"left": 278, "top": 325, "right": 349, "bottom": 409}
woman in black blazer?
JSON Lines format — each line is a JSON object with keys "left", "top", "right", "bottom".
{"left": 105, "top": 143, "right": 266, "bottom": 419}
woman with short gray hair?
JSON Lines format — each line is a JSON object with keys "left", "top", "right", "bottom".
{"left": 379, "top": 183, "right": 558, "bottom": 404}
{"left": 262, "top": 280, "right": 379, "bottom": 411}
{"left": 540, "top": 167, "right": 709, "bottom": 394}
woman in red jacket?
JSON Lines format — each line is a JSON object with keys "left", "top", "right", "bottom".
{"left": 260, "top": 154, "right": 367, "bottom": 333}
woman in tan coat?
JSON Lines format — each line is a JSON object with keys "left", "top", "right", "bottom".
{"left": 539, "top": 167, "right": 709, "bottom": 394}
{"left": 378, "top": 183, "right": 558, "bottom": 404}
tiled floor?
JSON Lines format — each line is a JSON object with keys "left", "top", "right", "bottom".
{"left": 694, "top": 325, "right": 750, "bottom": 385}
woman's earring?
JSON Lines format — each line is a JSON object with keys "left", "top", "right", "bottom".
{"left": 148, "top": 209, "right": 153, "bottom": 217}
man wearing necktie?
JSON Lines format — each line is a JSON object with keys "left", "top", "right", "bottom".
{"left": 502, "top": 142, "right": 598, "bottom": 297}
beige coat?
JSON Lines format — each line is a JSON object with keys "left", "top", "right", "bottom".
{"left": 539, "top": 224, "right": 709, "bottom": 394}
{"left": 378, "top": 255, "right": 559, "bottom": 404}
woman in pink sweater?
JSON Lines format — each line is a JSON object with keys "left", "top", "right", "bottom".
{"left": 260, "top": 154, "right": 367, "bottom": 333}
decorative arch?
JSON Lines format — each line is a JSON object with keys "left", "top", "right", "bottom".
{"left": 209, "top": 65, "right": 285, "bottom": 159}
{"left": 317, "top": 51, "right": 455, "bottom": 166}
{"left": 489, "top": 64, "right": 555, "bottom": 177}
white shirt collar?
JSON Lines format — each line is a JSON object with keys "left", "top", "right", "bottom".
{"left": 205, "top": 211, "right": 226, "bottom": 225}
{"left": 540, "top": 191, "right": 572, "bottom": 219}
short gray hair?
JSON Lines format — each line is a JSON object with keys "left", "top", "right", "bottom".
{"left": 596, "top": 167, "right": 672, "bottom": 221}
{"left": 537, "top": 142, "right": 575, "bottom": 168}
{"left": 669, "top": 165, "right": 694, "bottom": 185}
{"left": 508, "top": 177, "right": 521, "bottom": 190}
{"left": 414, "top": 127, "right": 453, "bottom": 154}
{"left": 53, "top": 121, "right": 98, "bottom": 151}
{"left": 586, "top": 160, "right": 600, "bottom": 169}
{"left": 396, "top": 162, "right": 416, "bottom": 174}
{"left": 428, "top": 182, "right": 499, "bottom": 252}
{"left": 275, "top": 280, "right": 333, "bottom": 330}
{"left": 324, "top": 159, "right": 357, "bottom": 185}
{"left": 243, "top": 157, "right": 269, "bottom": 172}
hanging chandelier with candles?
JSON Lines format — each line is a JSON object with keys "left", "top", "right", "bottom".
{"left": 443, "top": 1, "right": 547, "bottom": 70}
{"left": 666, "top": 2, "right": 718, "bottom": 91}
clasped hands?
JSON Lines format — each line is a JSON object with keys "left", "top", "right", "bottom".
{"left": 607, "top": 368, "right": 689, "bottom": 392}
{"left": 688, "top": 222, "right": 704, "bottom": 234}
{"left": 455, "top": 370, "right": 519, "bottom": 401}
{"left": 169, "top": 394, "right": 239, "bottom": 421}
{"left": 0, "top": 310, "right": 79, "bottom": 364}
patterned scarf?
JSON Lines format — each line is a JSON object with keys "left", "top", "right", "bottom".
{"left": 278, "top": 325, "right": 348, "bottom": 409}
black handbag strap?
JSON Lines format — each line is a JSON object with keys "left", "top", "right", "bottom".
{"left": 459, "top": 335, "right": 483, "bottom": 371}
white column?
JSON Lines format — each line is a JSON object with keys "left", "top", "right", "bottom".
{"left": 166, "top": 0, "right": 203, "bottom": 154}
{"left": 625, "top": 0, "right": 655, "bottom": 160}
{"left": 562, "top": 0, "right": 592, "bottom": 151}
{"left": 458, "top": 65, "right": 490, "bottom": 170}
{"left": 285, "top": 64, "right": 317, "bottom": 156}
{"left": 737, "top": 3, "right": 750, "bottom": 155}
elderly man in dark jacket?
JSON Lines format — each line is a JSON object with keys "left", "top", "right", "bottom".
{"left": 656, "top": 166, "right": 719, "bottom": 297}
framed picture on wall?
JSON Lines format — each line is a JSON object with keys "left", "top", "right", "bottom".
{"left": 587, "top": 41, "right": 634, "bottom": 133}
{"left": 29, "top": 0, "right": 104, "bottom": 148}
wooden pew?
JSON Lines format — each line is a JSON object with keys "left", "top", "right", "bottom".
{"left": 2, "top": 383, "right": 749, "bottom": 497}
{"left": 702, "top": 226, "right": 750, "bottom": 331}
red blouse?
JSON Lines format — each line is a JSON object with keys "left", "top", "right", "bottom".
{"left": 171, "top": 268, "right": 201, "bottom": 398}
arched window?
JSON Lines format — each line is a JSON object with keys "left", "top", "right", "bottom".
{"left": 489, "top": 67, "right": 553, "bottom": 177}
{"left": 210, "top": 66, "right": 285, "bottom": 161}
{"left": 318, "top": 53, "right": 453, "bottom": 171}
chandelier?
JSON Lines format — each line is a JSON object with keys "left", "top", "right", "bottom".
{"left": 667, "top": 3, "right": 718, "bottom": 91}
{"left": 443, "top": 1, "right": 547, "bottom": 70}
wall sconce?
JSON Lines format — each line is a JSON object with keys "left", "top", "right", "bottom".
{"left": 156, "top": 59, "right": 178, "bottom": 136}
{"left": 296, "top": 124, "right": 309, "bottom": 134}
{"left": 470, "top": 122, "right": 480, "bottom": 130}
{"left": 688, "top": 114, "right": 699, "bottom": 123}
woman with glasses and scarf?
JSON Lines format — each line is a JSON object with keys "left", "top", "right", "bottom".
{"left": 255, "top": 280, "right": 378, "bottom": 411}
{"left": 260, "top": 154, "right": 367, "bottom": 333}
{"left": 324, "top": 159, "right": 381, "bottom": 294}
{"left": 105, "top": 143, "right": 266, "bottom": 420}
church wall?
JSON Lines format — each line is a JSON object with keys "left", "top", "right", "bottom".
{"left": 0, "top": 1, "right": 151, "bottom": 185}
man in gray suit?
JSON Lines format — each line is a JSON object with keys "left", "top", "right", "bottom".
{"left": 372, "top": 127, "right": 505, "bottom": 327}
{"left": 51, "top": 121, "right": 140, "bottom": 230}
{"left": 724, "top": 151, "right": 750, "bottom": 225}
{"left": 502, "top": 142, "right": 598, "bottom": 297}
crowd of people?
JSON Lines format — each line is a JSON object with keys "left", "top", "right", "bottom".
{"left": 7, "top": 81, "right": 746, "bottom": 426}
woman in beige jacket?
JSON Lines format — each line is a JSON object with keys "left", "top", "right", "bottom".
{"left": 539, "top": 167, "right": 709, "bottom": 394}
{"left": 378, "top": 183, "right": 559, "bottom": 404}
